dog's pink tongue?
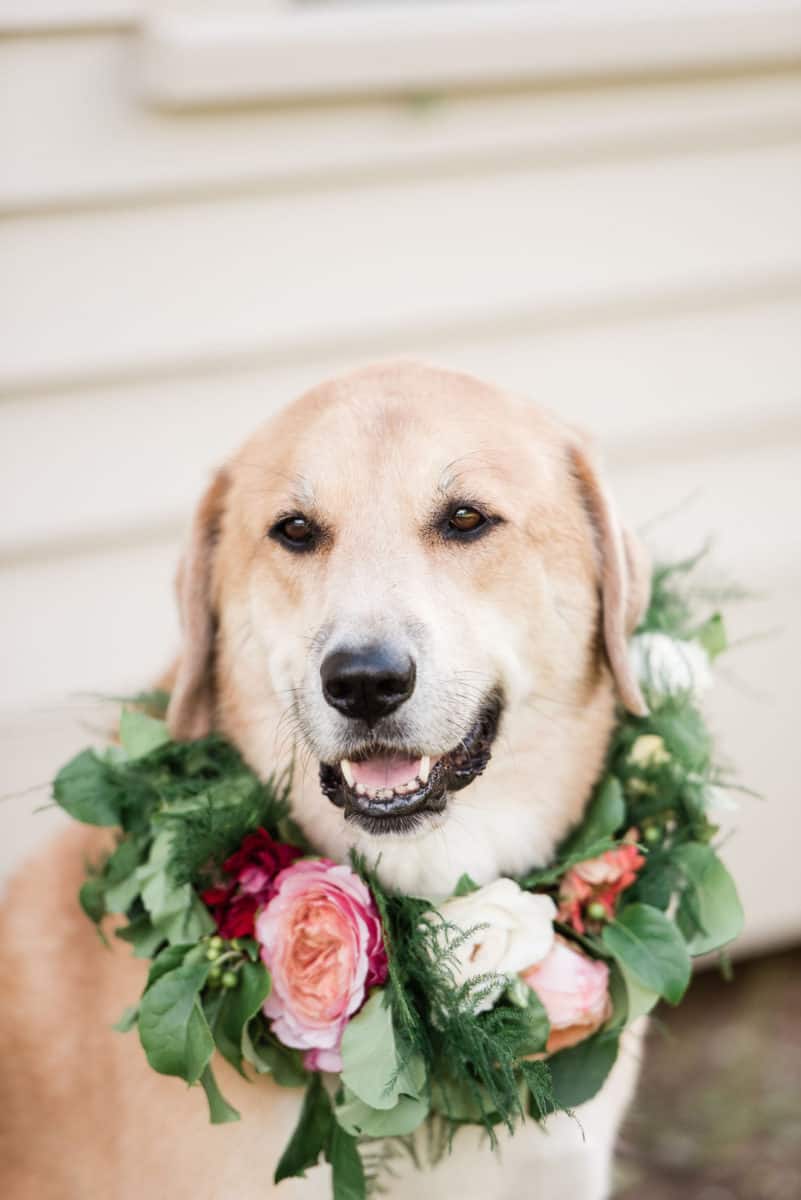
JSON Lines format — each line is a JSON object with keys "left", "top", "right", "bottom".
{"left": 350, "top": 756, "right": 421, "bottom": 789}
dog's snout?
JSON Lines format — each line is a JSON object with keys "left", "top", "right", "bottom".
{"left": 320, "top": 644, "right": 416, "bottom": 726}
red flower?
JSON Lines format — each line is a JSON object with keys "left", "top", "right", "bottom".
{"left": 201, "top": 828, "right": 302, "bottom": 939}
{"left": 558, "top": 832, "right": 645, "bottom": 934}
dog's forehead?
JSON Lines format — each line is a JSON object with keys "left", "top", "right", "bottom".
{"left": 233, "top": 363, "right": 568, "bottom": 511}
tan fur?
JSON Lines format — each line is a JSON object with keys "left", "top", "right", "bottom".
{"left": 1, "top": 362, "right": 650, "bottom": 1199}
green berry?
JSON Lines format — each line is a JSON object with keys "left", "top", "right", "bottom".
{"left": 586, "top": 901, "right": 608, "bottom": 922}
{"left": 206, "top": 946, "right": 220, "bottom": 961}
{"left": 230, "top": 938, "right": 241, "bottom": 951}
{"left": 209, "top": 935, "right": 224, "bottom": 950}
{"left": 644, "top": 825, "right": 662, "bottom": 845}
{"left": 221, "top": 970, "right": 238, "bottom": 990}
{"left": 208, "top": 965, "right": 222, "bottom": 985}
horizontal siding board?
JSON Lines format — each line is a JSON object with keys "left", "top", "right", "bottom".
{"left": 3, "top": 141, "right": 801, "bottom": 393}
{"left": 2, "top": 296, "right": 801, "bottom": 557}
{"left": 4, "top": 36, "right": 801, "bottom": 214}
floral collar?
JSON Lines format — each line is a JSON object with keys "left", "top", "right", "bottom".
{"left": 56, "top": 559, "right": 743, "bottom": 1200}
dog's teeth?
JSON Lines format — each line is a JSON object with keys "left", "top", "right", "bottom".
{"left": 378, "top": 788, "right": 393, "bottom": 800}
{"left": 355, "top": 783, "right": 367, "bottom": 796}
{"left": 419, "top": 755, "right": 431, "bottom": 784}
{"left": 340, "top": 760, "right": 355, "bottom": 787}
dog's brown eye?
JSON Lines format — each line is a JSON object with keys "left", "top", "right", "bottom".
{"left": 449, "top": 507, "right": 485, "bottom": 533}
{"left": 269, "top": 514, "right": 319, "bottom": 551}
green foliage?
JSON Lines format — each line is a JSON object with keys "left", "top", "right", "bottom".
{"left": 602, "top": 904, "right": 691, "bottom": 1005}
{"left": 547, "top": 1031, "right": 620, "bottom": 1109}
{"left": 673, "top": 843, "right": 744, "bottom": 954}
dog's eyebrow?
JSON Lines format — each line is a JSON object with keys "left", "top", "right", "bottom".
{"left": 437, "top": 451, "right": 500, "bottom": 493}
{"left": 287, "top": 474, "right": 317, "bottom": 511}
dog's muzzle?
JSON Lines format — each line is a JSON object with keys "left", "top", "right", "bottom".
{"left": 318, "top": 691, "right": 503, "bottom": 834}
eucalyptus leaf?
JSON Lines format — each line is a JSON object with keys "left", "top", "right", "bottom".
{"left": 452, "top": 873, "right": 480, "bottom": 897}
{"left": 200, "top": 1065, "right": 240, "bottom": 1125}
{"left": 112, "top": 1005, "right": 139, "bottom": 1033}
{"left": 79, "top": 877, "right": 106, "bottom": 924}
{"left": 340, "top": 991, "right": 422, "bottom": 1110}
{"left": 54, "top": 750, "right": 123, "bottom": 826}
{"left": 274, "top": 1075, "right": 333, "bottom": 1183}
{"left": 673, "top": 843, "right": 744, "bottom": 955}
{"left": 241, "top": 1024, "right": 308, "bottom": 1087}
{"left": 115, "top": 916, "right": 165, "bottom": 959}
{"left": 138, "top": 830, "right": 214, "bottom": 945}
{"left": 214, "top": 961, "right": 271, "bottom": 1075}
{"left": 326, "top": 1121, "right": 366, "bottom": 1200}
{"left": 563, "top": 778, "right": 625, "bottom": 857}
{"left": 335, "top": 1087, "right": 429, "bottom": 1138}
{"left": 603, "top": 903, "right": 691, "bottom": 1005}
{"left": 695, "top": 613, "right": 727, "bottom": 660}
{"left": 138, "top": 962, "right": 212, "bottom": 1082}
{"left": 119, "top": 710, "right": 171, "bottom": 760}
{"left": 548, "top": 1030, "right": 620, "bottom": 1108}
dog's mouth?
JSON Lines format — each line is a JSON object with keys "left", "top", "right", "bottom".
{"left": 318, "top": 692, "right": 503, "bottom": 835}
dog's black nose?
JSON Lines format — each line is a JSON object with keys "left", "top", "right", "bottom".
{"left": 320, "top": 645, "right": 416, "bottom": 725}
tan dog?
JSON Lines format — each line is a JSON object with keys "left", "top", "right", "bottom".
{"left": 1, "top": 362, "right": 650, "bottom": 1200}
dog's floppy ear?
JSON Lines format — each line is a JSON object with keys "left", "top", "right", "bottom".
{"left": 569, "top": 442, "right": 650, "bottom": 716}
{"left": 167, "top": 468, "right": 230, "bottom": 741}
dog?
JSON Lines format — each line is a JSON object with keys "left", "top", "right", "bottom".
{"left": 1, "top": 361, "right": 651, "bottom": 1200}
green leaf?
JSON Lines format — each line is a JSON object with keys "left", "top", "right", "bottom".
{"left": 619, "top": 962, "right": 660, "bottom": 1023}
{"left": 548, "top": 1030, "right": 620, "bottom": 1108}
{"left": 334, "top": 1088, "right": 429, "bottom": 1138}
{"left": 340, "top": 991, "right": 422, "bottom": 1110}
{"left": 200, "top": 1065, "right": 240, "bottom": 1125}
{"left": 113, "top": 1005, "right": 139, "bottom": 1033}
{"left": 274, "top": 1075, "right": 333, "bottom": 1184}
{"left": 138, "top": 830, "right": 214, "bottom": 945}
{"left": 145, "top": 942, "right": 194, "bottom": 990}
{"left": 326, "top": 1122, "right": 366, "bottom": 1200}
{"left": 695, "top": 613, "right": 727, "bottom": 660}
{"left": 119, "top": 710, "right": 170, "bottom": 760}
{"left": 138, "top": 962, "right": 213, "bottom": 1082}
{"left": 673, "top": 844, "right": 744, "bottom": 955}
{"left": 214, "top": 961, "right": 271, "bottom": 1075}
{"left": 54, "top": 750, "right": 123, "bottom": 826}
{"left": 513, "top": 990, "right": 551, "bottom": 1056}
{"left": 452, "top": 873, "right": 480, "bottom": 896}
{"left": 115, "top": 915, "right": 165, "bottom": 958}
{"left": 79, "top": 877, "right": 106, "bottom": 924}
{"left": 242, "top": 1024, "right": 308, "bottom": 1087}
{"left": 563, "top": 778, "right": 625, "bottom": 857}
{"left": 603, "top": 903, "right": 691, "bottom": 1005}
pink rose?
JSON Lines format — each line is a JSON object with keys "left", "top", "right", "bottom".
{"left": 522, "top": 936, "right": 611, "bottom": 1054}
{"left": 558, "top": 832, "right": 645, "bottom": 933}
{"left": 255, "top": 859, "right": 387, "bottom": 1071}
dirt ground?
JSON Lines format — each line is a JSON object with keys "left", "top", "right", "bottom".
{"left": 614, "top": 945, "right": 801, "bottom": 1200}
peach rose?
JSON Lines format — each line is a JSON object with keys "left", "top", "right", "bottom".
{"left": 256, "top": 859, "right": 387, "bottom": 1071}
{"left": 558, "top": 834, "right": 645, "bottom": 933}
{"left": 522, "top": 936, "right": 611, "bottom": 1053}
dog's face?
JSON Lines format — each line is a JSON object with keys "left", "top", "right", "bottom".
{"left": 168, "top": 363, "right": 648, "bottom": 895}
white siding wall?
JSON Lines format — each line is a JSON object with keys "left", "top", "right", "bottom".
{"left": 2, "top": 3, "right": 800, "bottom": 955}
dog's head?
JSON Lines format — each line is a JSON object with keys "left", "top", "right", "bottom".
{"left": 166, "top": 363, "right": 649, "bottom": 894}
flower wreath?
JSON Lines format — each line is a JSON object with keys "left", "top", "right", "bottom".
{"left": 56, "top": 559, "right": 744, "bottom": 1198}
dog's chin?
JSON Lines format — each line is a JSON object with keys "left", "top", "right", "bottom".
{"left": 318, "top": 691, "right": 503, "bottom": 836}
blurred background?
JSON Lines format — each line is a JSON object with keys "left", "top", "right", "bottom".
{"left": 1, "top": 1, "right": 800, "bottom": 1195}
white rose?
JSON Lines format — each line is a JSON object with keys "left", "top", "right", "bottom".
{"left": 628, "top": 632, "right": 712, "bottom": 698}
{"left": 434, "top": 880, "right": 556, "bottom": 1013}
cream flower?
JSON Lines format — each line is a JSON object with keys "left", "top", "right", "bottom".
{"left": 434, "top": 880, "right": 556, "bottom": 1013}
{"left": 628, "top": 632, "right": 712, "bottom": 697}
